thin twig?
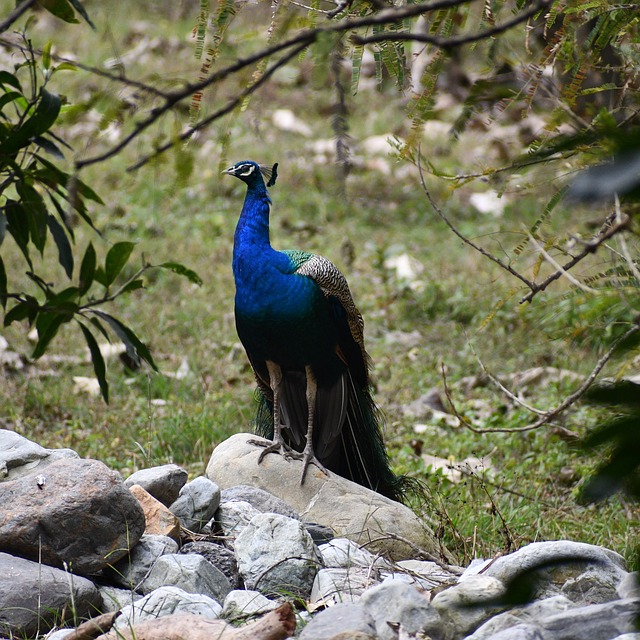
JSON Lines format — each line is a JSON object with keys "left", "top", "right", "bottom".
{"left": 353, "top": 0, "right": 553, "bottom": 49}
{"left": 0, "top": 0, "right": 37, "bottom": 35}
{"left": 527, "top": 232, "right": 598, "bottom": 294}
{"left": 520, "top": 212, "right": 630, "bottom": 303}
{"left": 452, "top": 323, "right": 640, "bottom": 434}
{"left": 417, "top": 149, "right": 536, "bottom": 290}
{"left": 614, "top": 194, "right": 640, "bottom": 286}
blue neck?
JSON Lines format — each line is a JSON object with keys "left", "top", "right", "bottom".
{"left": 233, "top": 182, "right": 274, "bottom": 263}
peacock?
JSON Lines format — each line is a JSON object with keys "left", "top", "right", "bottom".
{"left": 224, "top": 159, "right": 410, "bottom": 502}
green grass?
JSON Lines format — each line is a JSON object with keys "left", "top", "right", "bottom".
{"left": 1, "top": 1, "right": 638, "bottom": 567}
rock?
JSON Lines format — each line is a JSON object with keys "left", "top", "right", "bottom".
{"left": 0, "top": 552, "right": 102, "bottom": 637}
{"left": 617, "top": 572, "right": 640, "bottom": 599}
{"left": 319, "top": 537, "right": 391, "bottom": 571}
{"left": 561, "top": 567, "right": 621, "bottom": 604}
{"left": 299, "top": 602, "right": 376, "bottom": 640}
{"left": 479, "top": 623, "right": 545, "bottom": 640}
{"left": 538, "top": 597, "right": 640, "bottom": 639}
{"left": 206, "top": 433, "right": 448, "bottom": 561}
{"left": 98, "top": 585, "right": 142, "bottom": 613}
{"left": 216, "top": 499, "right": 261, "bottom": 545}
{"left": 221, "top": 589, "right": 279, "bottom": 620}
{"left": 304, "top": 522, "right": 335, "bottom": 545}
{"left": 311, "top": 567, "right": 381, "bottom": 606}
{"left": 106, "top": 534, "right": 178, "bottom": 590}
{"left": 139, "top": 553, "right": 232, "bottom": 603}
{"left": 0, "top": 429, "right": 78, "bottom": 482}
{"left": 128, "top": 483, "right": 181, "bottom": 540}
{"left": 220, "top": 485, "right": 300, "bottom": 519}
{"left": 360, "top": 580, "right": 443, "bottom": 640}
{"left": 392, "top": 559, "right": 461, "bottom": 589}
{"left": 234, "top": 512, "right": 321, "bottom": 598}
{"left": 179, "top": 541, "right": 242, "bottom": 589}
{"left": 466, "top": 595, "right": 575, "bottom": 639}
{"left": 467, "top": 541, "right": 628, "bottom": 601}
{"left": 0, "top": 457, "right": 145, "bottom": 574}
{"left": 114, "top": 585, "right": 222, "bottom": 630}
{"left": 124, "top": 464, "right": 188, "bottom": 506}
{"left": 169, "top": 476, "right": 220, "bottom": 532}
{"left": 431, "top": 574, "right": 507, "bottom": 638}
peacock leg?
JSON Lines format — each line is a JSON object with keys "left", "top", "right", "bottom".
{"left": 299, "top": 366, "right": 329, "bottom": 484}
{"left": 250, "top": 360, "right": 302, "bottom": 464}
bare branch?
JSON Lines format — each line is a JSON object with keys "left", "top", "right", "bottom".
{"left": 353, "top": 0, "right": 553, "bottom": 49}
{"left": 527, "top": 232, "right": 598, "bottom": 294}
{"left": 0, "top": 0, "right": 38, "bottom": 35}
{"left": 454, "top": 322, "right": 640, "bottom": 434}
{"left": 519, "top": 212, "right": 630, "bottom": 303}
{"left": 417, "top": 149, "right": 536, "bottom": 291}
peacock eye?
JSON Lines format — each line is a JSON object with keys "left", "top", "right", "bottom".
{"left": 237, "top": 164, "right": 255, "bottom": 177}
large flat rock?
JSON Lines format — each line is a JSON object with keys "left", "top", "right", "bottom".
{"left": 206, "top": 433, "right": 450, "bottom": 562}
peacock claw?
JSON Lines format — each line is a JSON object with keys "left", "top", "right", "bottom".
{"left": 249, "top": 437, "right": 303, "bottom": 464}
{"left": 299, "top": 450, "right": 329, "bottom": 485}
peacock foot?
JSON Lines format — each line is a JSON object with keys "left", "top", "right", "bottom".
{"left": 248, "top": 437, "right": 304, "bottom": 465}
{"left": 300, "top": 446, "right": 329, "bottom": 485}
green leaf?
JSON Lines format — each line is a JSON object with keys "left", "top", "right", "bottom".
{"left": 78, "top": 242, "right": 96, "bottom": 295}
{"left": 47, "top": 214, "right": 73, "bottom": 278}
{"left": 42, "top": 41, "right": 53, "bottom": 71}
{"left": 0, "top": 71, "right": 21, "bottom": 91}
{"left": 158, "top": 262, "right": 203, "bottom": 286}
{"left": 67, "top": 0, "right": 96, "bottom": 29}
{"left": 0, "top": 256, "right": 7, "bottom": 309}
{"left": 32, "top": 303, "right": 77, "bottom": 359}
{"left": 16, "top": 182, "right": 48, "bottom": 254}
{"left": 4, "top": 297, "right": 38, "bottom": 327}
{"left": 39, "top": 0, "right": 80, "bottom": 24}
{"left": 0, "top": 90, "right": 23, "bottom": 112}
{"left": 104, "top": 241, "right": 136, "bottom": 287}
{"left": 78, "top": 322, "right": 108, "bottom": 402}
{"left": 0, "top": 211, "right": 6, "bottom": 245}
{"left": 5, "top": 200, "right": 32, "bottom": 268}
{"left": 118, "top": 279, "right": 145, "bottom": 295}
{"left": 92, "top": 310, "right": 157, "bottom": 371}
{"left": 33, "top": 135, "right": 65, "bottom": 158}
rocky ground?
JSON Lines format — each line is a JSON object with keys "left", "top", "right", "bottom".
{"left": 0, "top": 429, "right": 638, "bottom": 640}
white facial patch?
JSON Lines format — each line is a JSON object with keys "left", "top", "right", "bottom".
{"left": 237, "top": 164, "right": 255, "bottom": 177}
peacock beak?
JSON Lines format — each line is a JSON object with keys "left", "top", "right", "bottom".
{"left": 222, "top": 167, "right": 235, "bottom": 176}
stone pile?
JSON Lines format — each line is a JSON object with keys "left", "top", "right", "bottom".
{"left": 0, "top": 429, "right": 638, "bottom": 640}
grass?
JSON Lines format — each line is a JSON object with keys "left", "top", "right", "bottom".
{"left": 1, "top": 0, "right": 638, "bottom": 567}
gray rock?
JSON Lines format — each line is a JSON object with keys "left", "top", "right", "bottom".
{"left": 206, "top": 433, "right": 450, "bottom": 561}
{"left": 0, "top": 429, "right": 78, "bottom": 482}
{"left": 215, "top": 499, "right": 260, "bottom": 545}
{"left": 466, "top": 541, "right": 628, "bottom": 601}
{"left": 139, "top": 553, "right": 232, "bottom": 603}
{"left": 360, "top": 579, "right": 443, "bottom": 640}
{"left": 392, "top": 559, "right": 461, "bottom": 589}
{"left": 561, "top": 567, "right": 621, "bottom": 604}
{"left": 221, "top": 589, "right": 278, "bottom": 620}
{"left": 311, "top": 567, "right": 380, "bottom": 605}
{"left": 539, "top": 597, "right": 640, "bottom": 640}
{"left": 481, "top": 623, "right": 545, "bottom": 640}
{"left": 220, "top": 485, "right": 300, "bottom": 519}
{"left": 319, "top": 537, "right": 391, "bottom": 571}
{"left": 466, "top": 595, "right": 575, "bottom": 640}
{"left": 298, "top": 602, "right": 376, "bottom": 640}
{"left": 304, "top": 522, "right": 335, "bottom": 545}
{"left": 114, "top": 585, "right": 221, "bottom": 630}
{"left": 617, "top": 572, "right": 640, "bottom": 599}
{"left": 179, "top": 541, "right": 242, "bottom": 589}
{"left": 235, "top": 512, "right": 321, "bottom": 598}
{"left": 98, "top": 585, "right": 142, "bottom": 613}
{"left": 169, "top": 476, "right": 220, "bottom": 532}
{"left": 124, "top": 464, "right": 188, "bottom": 506}
{"left": 106, "top": 534, "right": 178, "bottom": 590}
{"left": 431, "top": 574, "right": 506, "bottom": 638}
{"left": 0, "top": 457, "right": 145, "bottom": 574}
{"left": 0, "top": 552, "right": 102, "bottom": 637}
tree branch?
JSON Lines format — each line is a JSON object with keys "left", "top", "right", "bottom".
{"left": 0, "top": 0, "right": 38, "bottom": 35}
{"left": 353, "top": 0, "right": 553, "bottom": 49}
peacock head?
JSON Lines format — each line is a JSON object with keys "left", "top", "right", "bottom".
{"left": 222, "top": 160, "right": 278, "bottom": 188}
